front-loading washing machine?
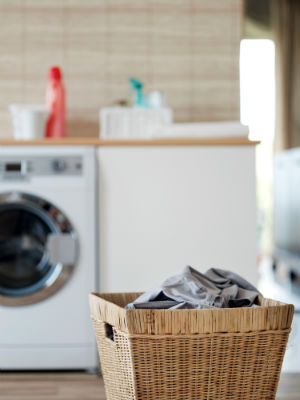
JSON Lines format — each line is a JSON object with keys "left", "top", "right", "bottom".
{"left": 0, "top": 146, "right": 98, "bottom": 369}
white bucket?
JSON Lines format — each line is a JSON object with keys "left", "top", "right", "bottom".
{"left": 9, "top": 104, "right": 49, "bottom": 140}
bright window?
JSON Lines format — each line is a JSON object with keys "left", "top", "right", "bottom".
{"left": 240, "top": 39, "right": 275, "bottom": 254}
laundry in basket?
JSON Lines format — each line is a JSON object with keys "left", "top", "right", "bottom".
{"left": 125, "top": 266, "right": 261, "bottom": 310}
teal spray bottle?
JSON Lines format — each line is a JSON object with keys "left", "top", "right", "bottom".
{"left": 129, "top": 78, "right": 147, "bottom": 108}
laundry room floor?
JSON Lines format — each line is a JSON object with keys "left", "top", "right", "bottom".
{"left": 0, "top": 372, "right": 299, "bottom": 399}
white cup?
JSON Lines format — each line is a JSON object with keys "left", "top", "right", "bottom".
{"left": 147, "top": 91, "right": 165, "bottom": 109}
{"left": 9, "top": 104, "right": 49, "bottom": 140}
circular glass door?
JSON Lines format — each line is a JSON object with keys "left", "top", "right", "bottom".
{"left": 0, "top": 192, "right": 77, "bottom": 306}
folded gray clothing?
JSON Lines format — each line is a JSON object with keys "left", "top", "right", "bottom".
{"left": 126, "top": 266, "right": 261, "bottom": 310}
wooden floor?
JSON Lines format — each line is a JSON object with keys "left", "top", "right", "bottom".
{"left": 0, "top": 372, "right": 298, "bottom": 399}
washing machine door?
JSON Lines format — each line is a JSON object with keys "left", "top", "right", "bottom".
{"left": 0, "top": 192, "right": 77, "bottom": 306}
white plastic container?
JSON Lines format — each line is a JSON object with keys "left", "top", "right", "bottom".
{"left": 9, "top": 104, "right": 49, "bottom": 140}
{"left": 100, "top": 107, "right": 173, "bottom": 140}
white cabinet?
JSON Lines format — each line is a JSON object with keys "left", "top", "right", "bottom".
{"left": 98, "top": 146, "right": 257, "bottom": 292}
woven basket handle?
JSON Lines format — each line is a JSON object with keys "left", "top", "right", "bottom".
{"left": 104, "top": 322, "right": 115, "bottom": 342}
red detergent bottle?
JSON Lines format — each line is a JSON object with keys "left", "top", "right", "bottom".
{"left": 45, "top": 66, "right": 66, "bottom": 138}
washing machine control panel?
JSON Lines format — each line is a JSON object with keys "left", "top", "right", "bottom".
{"left": 51, "top": 159, "right": 66, "bottom": 173}
{"left": 0, "top": 156, "right": 83, "bottom": 180}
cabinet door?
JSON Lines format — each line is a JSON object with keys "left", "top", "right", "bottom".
{"left": 98, "top": 146, "right": 257, "bottom": 292}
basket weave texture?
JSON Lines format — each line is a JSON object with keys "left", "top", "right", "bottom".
{"left": 89, "top": 292, "right": 294, "bottom": 400}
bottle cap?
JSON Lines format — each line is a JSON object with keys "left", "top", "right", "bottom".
{"left": 49, "top": 66, "right": 62, "bottom": 80}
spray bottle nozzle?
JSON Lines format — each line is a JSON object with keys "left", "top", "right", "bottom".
{"left": 129, "top": 78, "right": 143, "bottom": 90}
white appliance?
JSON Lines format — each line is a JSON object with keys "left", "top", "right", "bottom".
{"left": 0, "top": 146, "right": 98, "bottom": 370}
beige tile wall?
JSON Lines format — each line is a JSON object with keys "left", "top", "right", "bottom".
{"left": 0, "top": 0, "right": 242, "bottom": 138}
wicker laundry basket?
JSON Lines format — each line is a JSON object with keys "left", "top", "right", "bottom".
{"left": 89, "top": 292, "right": 294, "bottom": 400}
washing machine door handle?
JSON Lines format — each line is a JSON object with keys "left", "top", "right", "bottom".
{"left": 46, "top": 233, "right": 77, "bottom": 265}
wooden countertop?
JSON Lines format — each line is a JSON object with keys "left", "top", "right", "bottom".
{"left": 0, "top": 137, "right": 259, "bottom": 146}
